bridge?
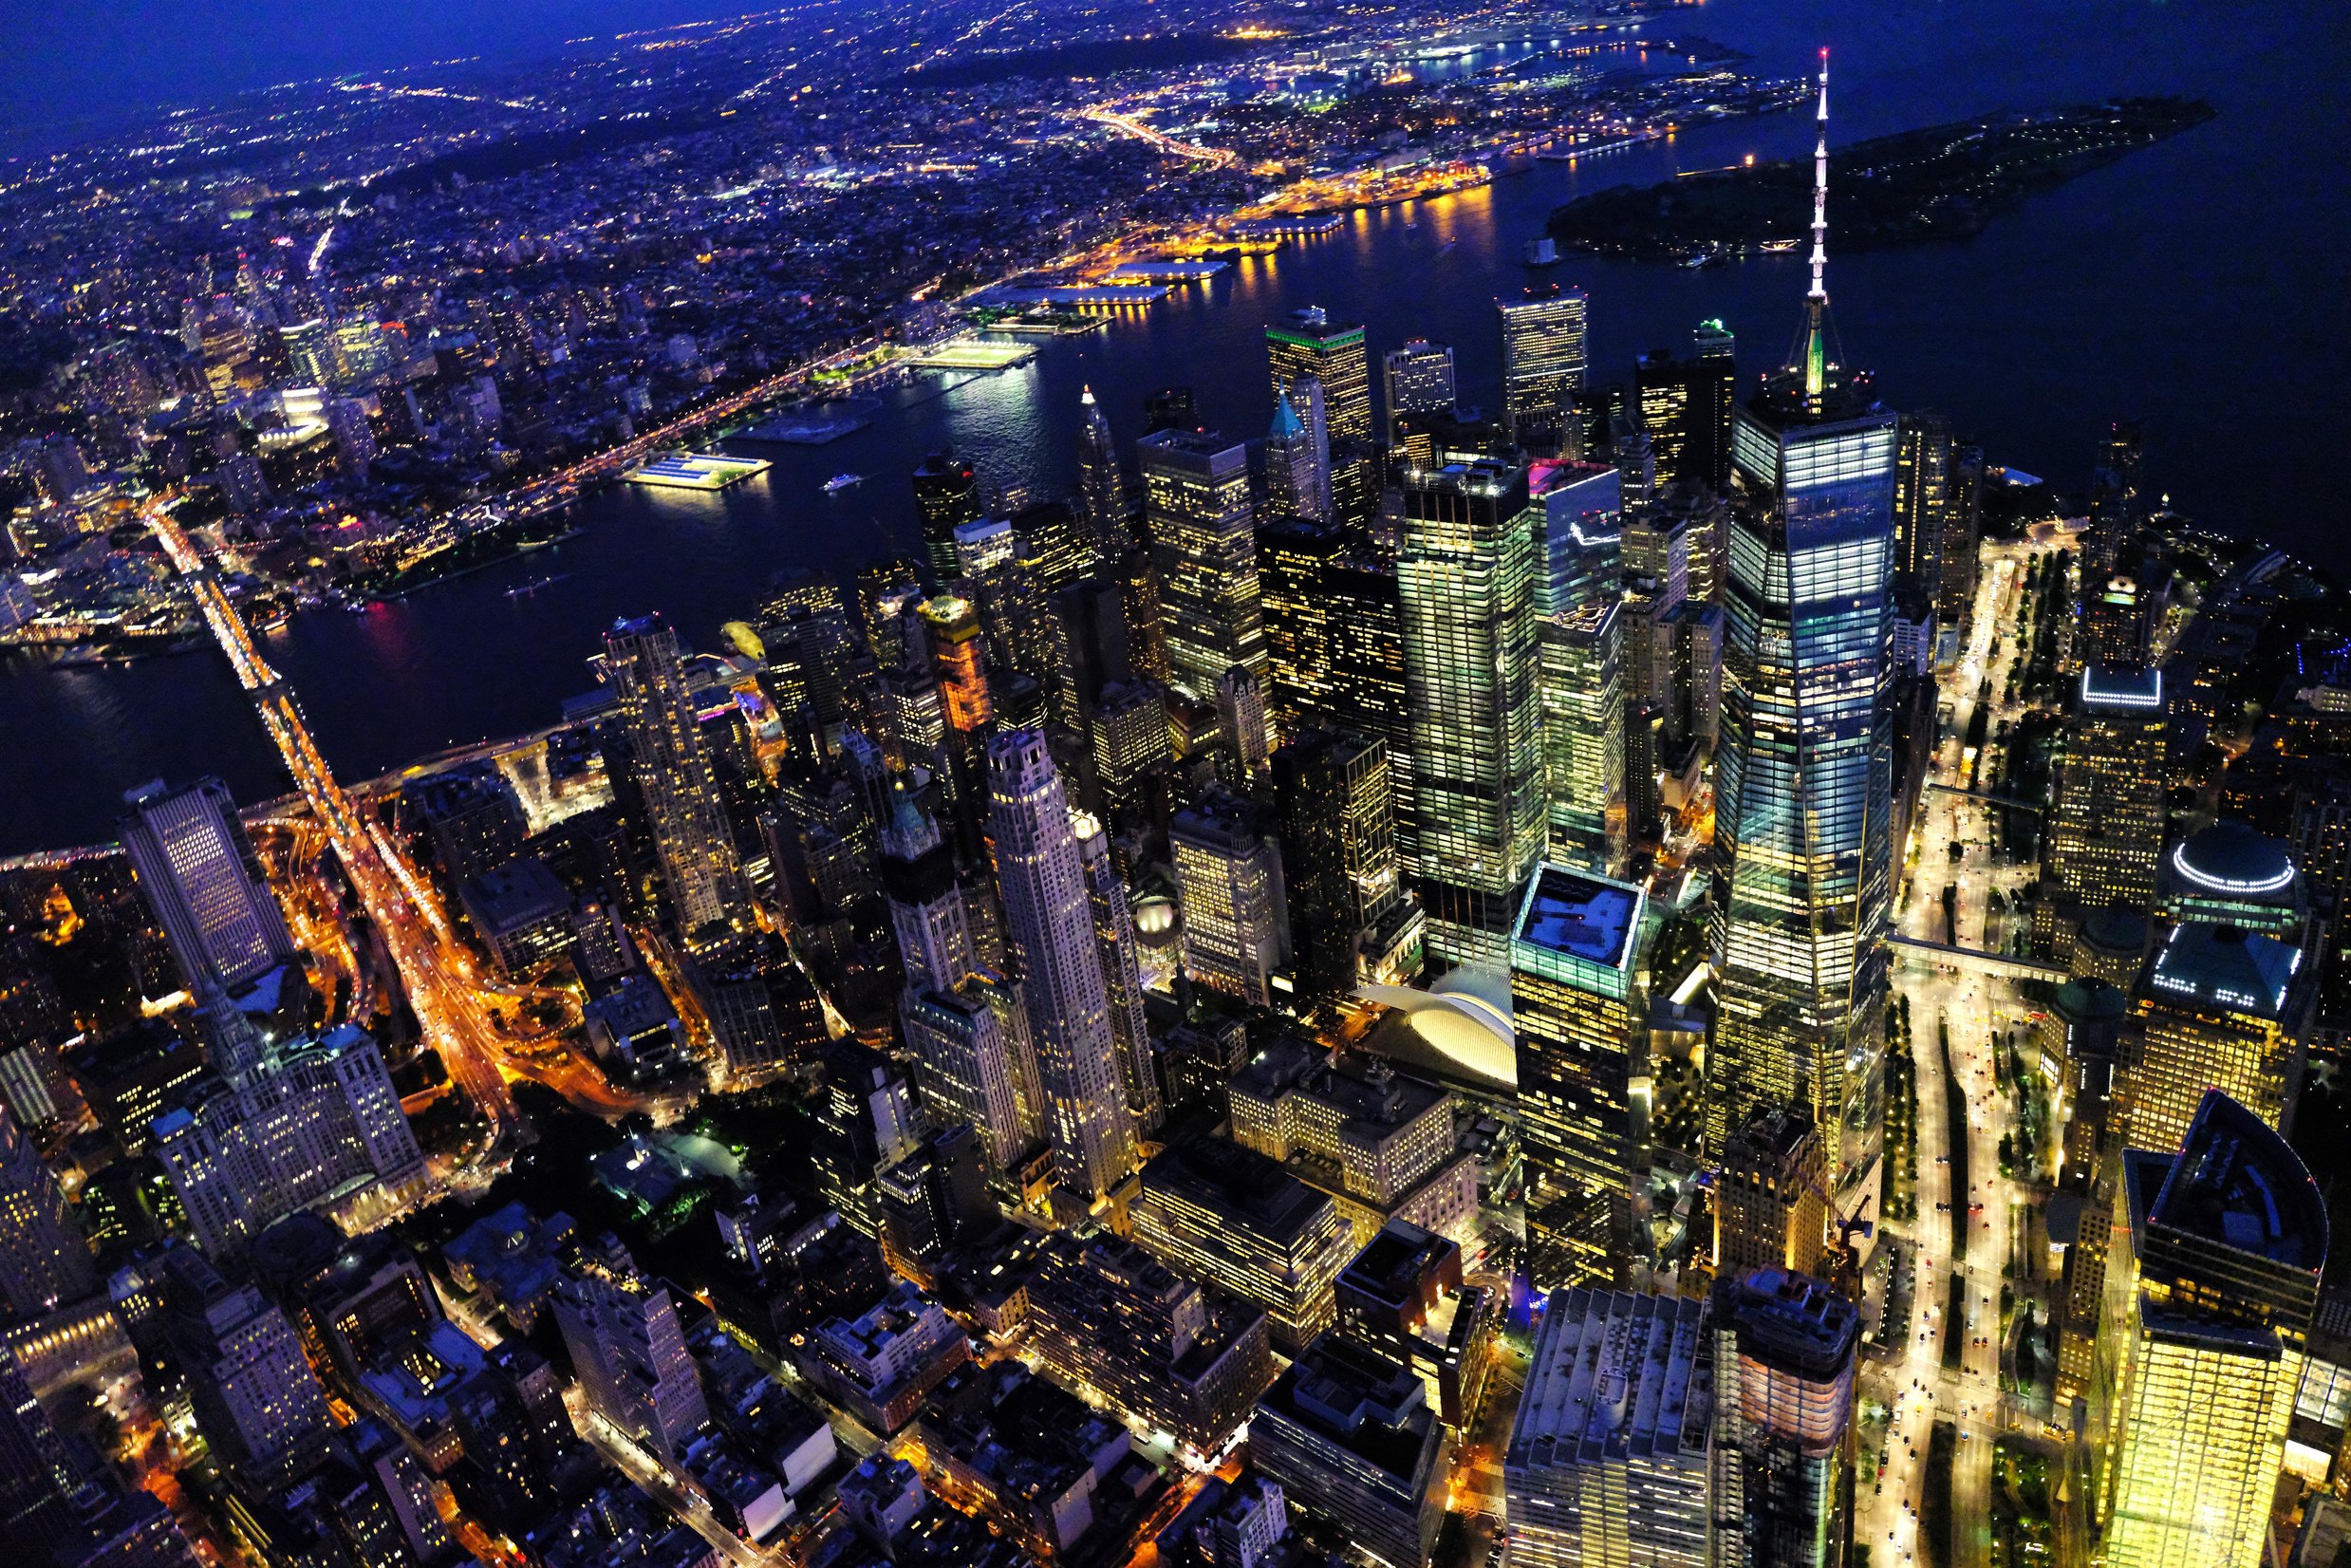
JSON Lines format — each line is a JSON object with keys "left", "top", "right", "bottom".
{"left": 1889, "top": 933, "right": 2067, "bottom": 984}
{"left": 1925, "top": 784, "right": 2043, "bottom": 813}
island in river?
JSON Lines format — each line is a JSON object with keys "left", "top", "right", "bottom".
{"left": 1545, "top": 97, "right": 2216, "bottom": 262}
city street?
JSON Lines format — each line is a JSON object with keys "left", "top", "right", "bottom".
{"left": 1862, "top": 532, "right": 2065, "bottom": 1567}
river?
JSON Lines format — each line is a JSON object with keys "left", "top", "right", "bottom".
{"left": 4, "top": 0, "right": 2345, "bottom": 853}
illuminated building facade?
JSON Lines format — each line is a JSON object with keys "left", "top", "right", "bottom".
{"left": 1382, "top": 339, "right": 1456, "bottom": 439}
{"left": 553, "top": 1257, "right": 710, "bottom": 1462}
{"left": 1507, "top": 1288, "right": 1710, "bottom": 1568}
{"left": 1709, "top": 1266, "right": 1858, "bottom": 1568}
{"left": 1171, "top": 787, "right": 1289, "bottom": 1009}
{"left": 1073, "top": 386, "right": 1129, "bottom": 564}
{"left": 1250, "top": 1335, "right": 1451, "bottom": 1568}
{"left": 119, "top": 777, "right": 296, "bottom": 994}
{"left": 911, "top": 452, "right": 980, "bottom": 586}
{"left": 2092, "top": 1091, "right": 2325, "bottom": 1567}
{"left": 1130, "top": 1138, "right": 1354, "bottom": 1353}
{"left": 1707, "top": 350, "right": 1897, "bottom": 1184}
{"left": 0, "top": 1103, "right": 97, "bottom": 1316}
{"left": 1266, "top": 314, "right": 1371, "bottom": 443}
{"left": 1141, "top": 427, "right": 1266, "bottom": 705}
{"left": 985, "top": 729, "right": 1136, "bottom": 1205}
{"left": 1531, "top": 463, "right": 1626, "bottom": 873}
{"left": 1076, "top": 813, "right": 1160, "bottom": 1129}
{"left": 1715, "top": 1105, "right": 1830, "bottom": 1280}
{"left": 2123, "top": 921, "right": 2305, "bottom": 1155}
{"left": 1397, "top": 460, "right": 1544, "bottom": 970}
{"left": 1499, "top": 289, "right": 1590, "bottom": 456}
{"left": 919, "top": 595, "right": 992, "bottom": 735}
{"left": 1510, "top": 864, "right": 1651, "bottom": 1286}
{"left": 2045, "top": 666, "right": 2169, "bottom": 921}
{"left": 1275, "top": 730, "right": 1419, "bottom": 999}
{"left": 1024, "top": 1232, "right": 1274, "bottom": 1455}
{"left": 604, "top": 613, "right": 750, "bottom": 946}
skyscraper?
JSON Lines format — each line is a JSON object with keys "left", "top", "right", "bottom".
{"left": 160, "top": 1244, "right": 335, "bottom": 1483}
{"left": 1276, "top": 731, "right": 1416, "bottom": 1001}
{"left": 1076, "top": 812, "right": 1161, "bottom": 1130}
{"left": 1507, "top": 1288, "right": 1710, "bottom": 1568}
{"left": 919, "top": 594, "right": 992, "bottom": 736}
{"left": 1530, "top": 464, "right": 1626, "bottom": 873}
{"left": 986, "top": 729, "right": 1137, "bottom": 1206}
{"left": 1265, "top": 384, "right": 1332, "bottom": 524}
{"left": 1214, "top": 663, "right": 1271, "bottom": 784}
{"left": 1397, "top": 460, "right": 1545, "bottom": 970}
{"left": 2044, "top": 666, "right": 2168, "bottom": 924}
{"left": 900, "top": 979, "right": 1038, "bottom": 1176}
{"left": 1707, "top": 54, "right": 1898, "bottom": 1183}
{"left": 1709, "top": 1265, "right": 1859, "bottom": 1568}
{"left": 1266, "top": 312, "right": 1371, "bottom": 443}
{"left": 553, "top": 1251, "right": 710, "bottom": 1461}
{"left": 2122, "top": 921, "right": 2306, "bottom": 1155}
{"left": 1382, "top": 340, "right": 1456, "bottom": 439}
{"left": 604, "top": 614, "right": 749, "bottom": 945}
{"left": 119, "top": 778, "right": 296, "bottom": 993}
{"left": 1688, "top": 320, "right": 1737, "bottom": 490}
{"left": 1073, "top": 386, "right": 1129, "bottom": 564}
{"left": 0, "top": 1102, "right": 96, "bottom": 1317}
{"left": 1141, "top": 427, "right": 1267, "bottom": 705}
{"left": 911, "top": 452, "right": 980, "bottom": 587}
{"left": 1892, "top": 409, "right": 1957, "bottom": 594}
{"left": 1510, "top": 864, "right": 1651, "bottom": 1286}
{"left": 1172, "top": 787, "right": 1290, "bottom": 1009}
{"left": 1499, "top": 288, "right": 1590, "bottom": 456}
{"left": 2092, "top": 1091, "right": 2325, "bottom": 1568}
{"left": 881, "top": 785, "right": 972, "bottom": 997}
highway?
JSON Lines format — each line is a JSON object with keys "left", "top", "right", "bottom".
{"left": 1863, "top": 532, "right": 2067, "bottom": 1568}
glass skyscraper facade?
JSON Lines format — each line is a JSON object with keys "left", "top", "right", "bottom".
{"left": 1708, "top": 365, "right": 1898, "bottom": 1185}
{"left": 1530, "top": 463, "right": 1626, "bottom": 875}
{"left": 1398, "top": 460, "right": 1545, "bottom": 972}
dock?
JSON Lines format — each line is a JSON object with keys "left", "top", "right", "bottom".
{"left": 975, "top": 283, "right": 1171, "bottom": 308}
{"left": 1101, "top": 259, "right": 1229, "bottom": 284}
{"left": 906, "top": 338, "right": 1041, "bottom": 372}
{"left": 625, "top": 452, "right": 773, "bottom": 490}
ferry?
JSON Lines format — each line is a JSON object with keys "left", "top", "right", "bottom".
{"left": 1759, "top": 237, "right": 1802, "bottom": 252}
{"left": 1681, "top": 251, "right": 1726, "bottom": 270}
{"left": 1523, "top": 235, "right": 1560, "bottom": 267}
{"left": 823, "top": 473, "right": 864, "bottom": 494}
{"left": 505, "top": 573, "right": 571, "bottom": 599}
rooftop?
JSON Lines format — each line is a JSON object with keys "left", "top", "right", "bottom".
{"left": 2147, "top": 1090, "right": 2327, "bottom": 1274}
{"left": 1141, "top": 1139, "right": 1340, "bottom": 1245}
{"left": 1715, "top": 1266, "right": 1857, "bottom": 1381}
{"left": 1513, "top": 863, "right": 1644, "bottom": 973}
{"left": 2145, "top": 921, "right": 2301, "bottom": 1020}
{"left": 2171, "top": 821, "right": 2297, "bottom": 900}
{"left": 1510, "top": 1288, "right": 1711, "bottom": 1470}
{"left": 2080, "top": 664, "right": 2165, "bottom": 711}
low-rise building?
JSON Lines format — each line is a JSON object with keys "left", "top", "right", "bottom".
{"left": 1248, "top": 1335, "right": 1450, "bottom": 1568}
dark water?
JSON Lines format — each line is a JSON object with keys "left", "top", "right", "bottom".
{"left": 5, "top": 0, "right": 2347, "bottom": 854}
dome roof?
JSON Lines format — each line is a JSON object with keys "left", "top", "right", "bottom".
{"left": 2173, "top": 821, "right": 2295, "bottom": 898}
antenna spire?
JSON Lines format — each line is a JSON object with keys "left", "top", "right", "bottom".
{"left": 1803, "top": 47, "right": 1831, "bottom": 406}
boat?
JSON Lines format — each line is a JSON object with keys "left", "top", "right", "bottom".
{"left": 1759, "top": 237, "right": 1802, "bottom": 253}
{"left": 1681, "top": 251, "right": 1726, "bottom": 270}
{"left": 823, "top": 474, "right": 864, "bottom": 494}
{"left": 505, "top": 573, "right": 571, "bottom": 599}
{"left": 1523, "top": 235, "right": 1560, "bottom": 267}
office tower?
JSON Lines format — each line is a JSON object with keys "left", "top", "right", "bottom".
{"left": 1132, "top": 1138, "right": 1355, "bottom": 1352}
{"left": 1892, "top": 410, "right": 1958, "bottom": 593}
{"left": 1076, "top": 814, "right": 1160, "bottom": 1129}
{"left": 1508, "top": 1287, "right": 1709, "bottom": 1568}
{"left": 1936, "top": 444, "right": 1986, "bottom": 630}
{"left": 1073, "top": 386, "right": 1129, "bottom": 563}
{"left": 160, "top": 1244, "right": 335, "bottom": 1483}
{"left": 985, "top": 729, "right": 1137, "bottom": 1205}
{"left": 1141, "top": 427, "right": 1267, "bottom": 705}
{"left": 1171, "top": 788, "right": 1290, "bottom": 1008}
{"left": 1265, "top": 384, "right": 1331, "bottom": 523}
{"left": 2045, "top": 666, "right": 2168, "bottom": 923}
{"left": 1707, "top": 58, "right": 1897, "bottom": 1183}
{"left": 2167, "top": 821, "right": 2304, "bottom": 936}
{"left": 1257, "top": 518, "right": 1416, "bottom": 834}
{"left": 1266, "top": 312, "right": 1371, "bottom": 443}
{"left": 1685, "top": 320, "right": 1738, "bottom": 490}
{"left": 876, "top": 1123, "right": 998, "bottom": 1279}
{"left": 0, "top": 1104, "right": 94, "bottom": 1317}
{"left": 1215, "top": 663, "right": 1272, "bottom": 784}
{"left": 1382, "top": 340, "right": 1456, "bottom": 439}
{"left": 1251, "top": 1335, "right": 1452, "bottom": 1568}
{"left": 1510, "top": 865, "right": 1651, "bottom": 1286}
{"left": 953, "top": 517, "right": 1050, "bottom": 680}
{"left": 1276, "top": 732, "right": 1412, "bottom": 1002}
{"left": 119, "top": 778, "right": 296, "bottom": 994}
{"left": 1089, "top": 680, "right": 1172, "bottom": 821}
{"left": 2092, "top": 1091, "right": 2325, "bottom": 1567}
{"left": 553, "top": 1252, "right": 709, "bottom": 1461}
{"left": 1332, "top": 1222, "right": 1495, "bottom": 1429}
{"left": 880, "top": 788, "right": 970, "bottom": 999}
{"left": 2084, "top": 419, "right": 2147, "bottom": 583}
{"left": 1717, "top": 1105, "right": 1832, "bottom": 1280}
{"left": 1633, "top": 350, "right": 1700, "bottom": 491}
{"left": 814, "top": 1040, "right": 922, "bottom": 1236}
{"left": 1025, "top": 1232, "right": 1276, "bottom": 1454}
{"left": 2123, "top": 921, "right": 2306, "bottom": 1155}
{"left": 1397, "top": 460, "right": 1545, "bottom": 970}
{"left": 0, "top": 1343, "right": 109, "bottom": 1558}
{"left": 1228, "top": 1042, "right": 1477, "bottom": 1248}
{"left": 1531, "top": 464, "right": 1626, "bottom": 872}
{"left": 1499, "top": 288, "right": 1590, "bottom": 456}
{"left": 152, "top": 1023, "right": 427, "bottom": 1256}
{"left": 1709, "top": 1266, "right": 1859, "bottom": 1568}
{"left": 604, "top": 614, "right": 749, "bottom": 945}
{"left": 900, "top": 980, "right": 1037, "bottom": 1175}
{"left": 911, "top": 452, "right": 980, "bottom": 587}
{"left": 857, "top": 557, "right": 926, "bottom": 664}
{"left": 918, "top": 595, "right": 992, "bottom": 735}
